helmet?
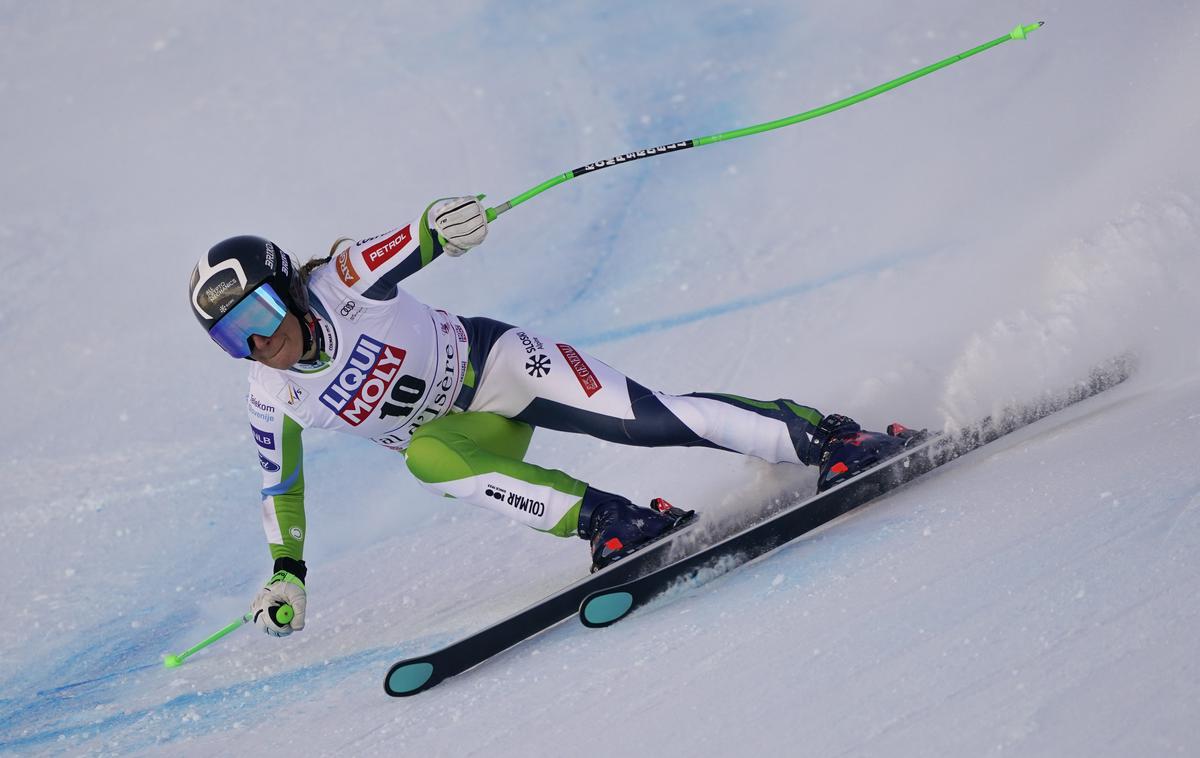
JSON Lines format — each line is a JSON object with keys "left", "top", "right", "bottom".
{"left": 189, "top": 235, "right": 309, "bottom": 358}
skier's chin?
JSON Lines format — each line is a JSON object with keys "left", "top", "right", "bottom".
{"left": 259, "top": 338, "right": 297, "bottom": 369}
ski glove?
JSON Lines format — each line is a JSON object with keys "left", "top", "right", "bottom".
{"left": 251, "top": 570, "right": 307, "bottom": 637}
{"left": 428, "top": 196, "right": 488, "bottom": 256}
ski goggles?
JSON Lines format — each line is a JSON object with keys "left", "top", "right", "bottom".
{"left": 209, "top": 283, "right": 288, "bottom": 359}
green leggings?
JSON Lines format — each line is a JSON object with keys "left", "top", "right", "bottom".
{"left": 405, "top": 412, "right": 588, "bottom": 536}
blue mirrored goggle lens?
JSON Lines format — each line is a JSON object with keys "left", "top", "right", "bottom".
{"left": 209, "top": 283, "right": 288, "bottom": 359}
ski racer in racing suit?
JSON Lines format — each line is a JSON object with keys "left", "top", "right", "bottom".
{"left": 188, "top": 196, "right": 917, "bottom": 637}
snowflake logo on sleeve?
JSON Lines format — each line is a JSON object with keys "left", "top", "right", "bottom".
{"left": 525, "top": 354, "right": 551, "bottom": 378}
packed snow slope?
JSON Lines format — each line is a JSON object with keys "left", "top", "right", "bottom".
{"left": 2, "top": 1, "right": 1199, "bottom": 755}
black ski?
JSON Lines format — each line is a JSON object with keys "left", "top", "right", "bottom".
{"left": 384, "top": 518, "right": 700, "bottom": 696}
{"left": 579, "top": 357, "right": 1133, "bottom": 628}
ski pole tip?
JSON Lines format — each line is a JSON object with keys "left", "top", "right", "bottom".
{"left": 163, "top": 654, "right": 183, "bottom": 669}
{"left": 1010, "top": 21, "right": 1045, "bottom": 40}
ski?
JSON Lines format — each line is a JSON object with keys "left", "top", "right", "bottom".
{"left": 384, "top": 517, "right": 700, "bottom": 696}
{"left": 579, "top": 357, "right": 1133, "bottom": 628}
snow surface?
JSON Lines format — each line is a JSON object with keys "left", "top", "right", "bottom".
{"left": 3, "top": 1, "right": 1200, "bottom": 755}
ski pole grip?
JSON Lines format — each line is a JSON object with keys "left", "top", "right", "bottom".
{"left": 269, "top": 603, "right": 294, "bottom": 626}
{"left": 437, "top": 194, "right": 489, "bottom": 246}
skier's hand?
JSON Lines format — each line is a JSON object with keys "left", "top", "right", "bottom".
{"left": 427, "top": 196, "right": 488, "bottom": 256}
{"left": 250, "top": 569, "right": 307, "bottom": 637}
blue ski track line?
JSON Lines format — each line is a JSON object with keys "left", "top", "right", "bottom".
{"left": 566, "top": 245, "right": 938, "bottom": 348}
{"left": 0, "top": 626, "right": 447, "bottom": 754}
{"left": 503, "top": 158, "right": 943, "bottom": 349}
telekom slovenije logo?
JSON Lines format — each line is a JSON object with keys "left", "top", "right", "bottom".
{"left": 320, "top": 335, "right": 407, "bottom": 426}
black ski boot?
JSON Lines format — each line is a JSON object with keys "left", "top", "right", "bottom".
{"left": 577, "top": 487, "right": 695, "bottom": 572}
{"left": 814, "top": 414, "right": 929, "bottom": 493}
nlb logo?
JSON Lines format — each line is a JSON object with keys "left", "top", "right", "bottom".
{"left": 320, "top": 335, "right": 406, "bottom": 426}
{"left": 363, "top": 225, "right": 411, "bottom": 272}
{"left": 252, "top": 425, "right": 275, "bottom": 449}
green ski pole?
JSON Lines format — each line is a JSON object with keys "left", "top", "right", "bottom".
{"left": 162, "top": 603, "right": 294, "bottom": 668}
{"left": 483, "top": 21, "right": 1043, "bottom": 223}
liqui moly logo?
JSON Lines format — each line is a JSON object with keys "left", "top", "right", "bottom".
{"left": 320, "top": 335, "right": 407, "bottom": 426}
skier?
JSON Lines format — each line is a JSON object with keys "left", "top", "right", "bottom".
{"left": 189, "top": 196, "right": 920, "bottom": 637}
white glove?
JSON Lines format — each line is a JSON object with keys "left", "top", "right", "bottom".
{"left": 428, "top": 196, "right": 488, "bottom": 256}
{"left": 251, "top": 570, "right": 307, "bottom": 637}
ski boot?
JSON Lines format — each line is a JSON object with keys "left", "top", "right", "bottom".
{"left": 577, "top": 487, "right": 696, "bottom": 572}
{"left": 814, "top": 414, "right": 929, "bottom": 493}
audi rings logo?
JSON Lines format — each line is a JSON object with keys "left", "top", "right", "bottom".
{"left": 525, "top": 354, "right": 551, "bottom": 378}
{"left": 340, "top": 300, "right": 356, "bottom": 317}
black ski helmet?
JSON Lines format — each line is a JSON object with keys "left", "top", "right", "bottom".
{"left": 189, "top": 235, "right": 309, "bottom": 344}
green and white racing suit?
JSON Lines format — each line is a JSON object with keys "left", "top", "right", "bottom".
{"left": 250, "top": 210, "right": 830, "bottom": 564}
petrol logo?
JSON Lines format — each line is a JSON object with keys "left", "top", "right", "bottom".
{"left": 362, "top": 225, "right": 412, "bottom": 272}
